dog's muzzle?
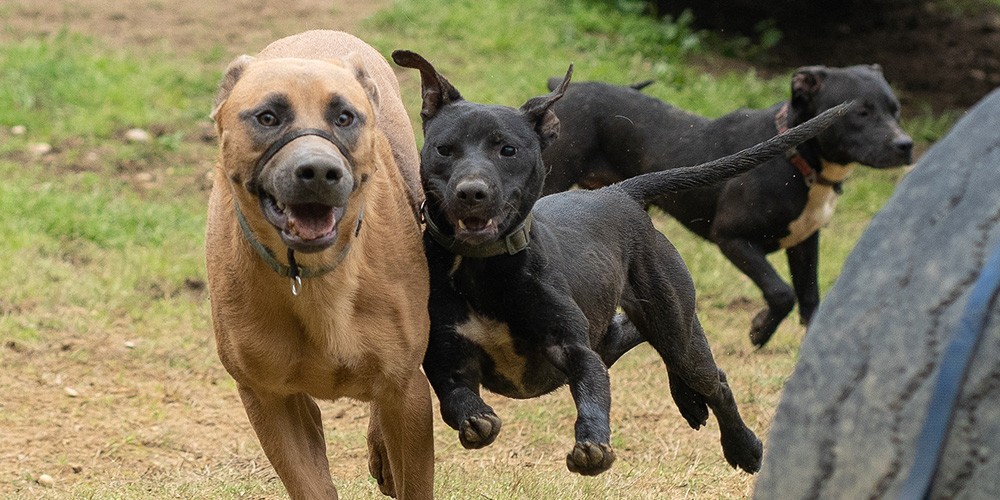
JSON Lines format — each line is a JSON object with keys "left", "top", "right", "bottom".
{"left": 252, "top": 128, "right": 357, "bottom": 253}
{"left": 235, "top": 127, "right": 365, "bottom": 295}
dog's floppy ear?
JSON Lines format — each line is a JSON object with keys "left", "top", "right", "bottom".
{"left": 391, "top": 50, "right": 462, "bottom": 122}
{"left": 521, "top": 64, "right": 573, "bottom": 151}
{"left": 343, "top": 52, "right": 380, "bottom": 113}
{"left": 791, "top": 66, "right": 827, "bottom": 107}
{"left": 211, "top": 54, "right": 255, "bottom": 122}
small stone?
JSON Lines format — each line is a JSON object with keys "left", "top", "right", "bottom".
{"left": 124, "top": 340, "right": 136, "bottom": 349}
{"left": 27, "top": 142, "right": 52, "bottom": 156}
{"left": 64, "top": 387, "right": 79, "bottom": 397}
{"left": 71, "top": 465, "right": 83, "bottom": 474}
{"left": 133, "top": 172, "right": 155, "bottom": 184}
{"left": 10, "top": 125, "right": 26, "bottom": 135}
{"left": 124, "top": 128, "right": 152, "bottom": 143}
{"left": 37, "top": 474, "right": 54, "bottom": 487}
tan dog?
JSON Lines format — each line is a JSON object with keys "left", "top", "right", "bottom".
{"left": 206, "top": 30, "right": 432, "bottom": 499}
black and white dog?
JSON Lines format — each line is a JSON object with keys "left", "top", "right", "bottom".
{"left": 392, "top": 49, "right": 849, "bottom": 476}
{"left": 542, "top": 65, "right": 912, "bottom": 347}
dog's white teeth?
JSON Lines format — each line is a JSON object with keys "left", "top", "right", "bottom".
{"left": 277, "top": 201, "right": 287, "bottom": 211}
{"left": 458, "top": 219, "right": 467, "bottom": 230}
{"left": 487, "top": 218, "right": 493, "bottom": 226}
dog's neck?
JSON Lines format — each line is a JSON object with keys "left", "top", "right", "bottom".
{"left": 775, "top": 102, "right": 844, "bottom": 192}
{"left": 422, "top": 203, "right": 532, "bottom": 259}
{"left": 818, "top": 161, "right": 856, "bottom": 184}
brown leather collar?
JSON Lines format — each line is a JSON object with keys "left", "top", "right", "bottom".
{"left": 775, "top": 102, "right": 842, "bottom": 191}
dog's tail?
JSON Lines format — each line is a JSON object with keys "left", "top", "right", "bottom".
{"left": 546, "top": 77, "right": 655, "bottom": 92}
{"left": 616, "top": 101, "right": 855, "bottom": 205}
{"left": 629, "top": 79, "right": 655, "bottom": 91}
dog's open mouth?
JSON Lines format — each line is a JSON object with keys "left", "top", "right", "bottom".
{"left": 260, "top": 193, "right": 345, "bottom": 253}
{"left": 454, "top": 216, "right": 499, "bottom": 245}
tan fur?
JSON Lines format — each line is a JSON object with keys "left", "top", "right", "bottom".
{"left": 206, "top": 31, "right": 432, "bottom": 499}
{"left": 779, "top": 161, "right": 856, "bottom": 249}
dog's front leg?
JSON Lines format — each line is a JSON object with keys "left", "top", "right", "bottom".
{"left": 369, "top": 371, "right": 435, "bottom": 499}
{"left": 367, "top": 405, "right": 395, "bottom": 497}
{"left": 716, "top": 237, "right": 796, "bottom": 347}
{"left": 237, "top": 385, "right": 337, "bottom": 499}
{"left": 544, "top": 342, "right": 615, "bottom": 476}
{"left": 424, "top": 310, "right": 502, "bottom": 450}
{"left": 786, "top": 231, "right": 820, "bottom": 326}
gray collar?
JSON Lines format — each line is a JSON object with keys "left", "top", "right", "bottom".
{"left": 422, "top": 204, "right": 531, "bottom": 258}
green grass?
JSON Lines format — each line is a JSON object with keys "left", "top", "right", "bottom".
{"left": 0, "top": 31, "right": 214, "bottom": 348}
{"left": 0, "top": 0, "right": 957, "bottom": 498}
{"left": 366, "top": 0, "right": 788, "bottom": 127}
{"left": 0, "top": 31, "right": 215, "bottom": 142}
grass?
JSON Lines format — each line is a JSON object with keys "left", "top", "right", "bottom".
{"left": 0, "top": 0, "right": 954, "bottom": 498}
{"left": 366, "top": 0, "right": 789, "bottom": 129}
{"left": 0, "top": 30, "right": 214, "bottom": 143}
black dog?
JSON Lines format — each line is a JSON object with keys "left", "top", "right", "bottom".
{"left": 392, "top": 49, "right": 849, "bottom": 476}
{"left": 542, "top": 65, "right": 912, "bottom": 347}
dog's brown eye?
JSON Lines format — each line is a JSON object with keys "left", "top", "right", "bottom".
{"left": 500, "top": 145, "right": 517, "bottom": 157}
{"left": 256, "top": 111, "right": 279, "bottom": 127}
{"left": 436, "top": 145, "right": 452, "bottom": 157}
{"left": 336, "top": 111, "right": 355, "bottom": 127}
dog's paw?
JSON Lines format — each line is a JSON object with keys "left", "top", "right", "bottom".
{"left": 367, "top": 436, "right": 396, "bottom": 497}
{"left": 566, "top": 441, "right": 616, "bottom": 476}
{"left": 749, "top": 309, "right": 779, "bottom": 347}
{"left": 458, "top": 412, "right": 502, "bottom": 449}
{"left": 669, "top": 376, "right": 709, "bottom": 430}
{"left": 720, "top": 427, "right": 763, "bottom": 474}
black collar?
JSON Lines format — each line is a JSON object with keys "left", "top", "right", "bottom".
{"left": 422, "top": 203, "right": 532, "bottom": 258}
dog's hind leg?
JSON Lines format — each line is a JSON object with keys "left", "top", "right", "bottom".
{"left": 601, "top": 314, "right": 709, "bottom": 428}
{"left": 622, "top": 238, "right": 763, "bottom": 474}
{"left": 237, "top": 386, "right": 338, "bottom": 499}
{"left": 543, "top": 336, "right": 617, "bottom": 476}
{"left": 597, "top": 313, "right": 645, "bottom": 367}
{"left": 716, "top": 237, "right": 796, "bottom": 347}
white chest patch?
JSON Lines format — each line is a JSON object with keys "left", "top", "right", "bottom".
{"left": 454, "top": 312, "right": 528, "bottom": 390}
{"left": 779, "top": 162, "right": 855, "bottom": 249}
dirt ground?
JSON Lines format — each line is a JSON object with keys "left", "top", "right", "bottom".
{"left": 1, "top": 0, "right": 985, "bottom": 497}
{"left": 14, "top": 0, "right": 996, "bottom": 112}
{"left": 0, "top": 1, "right": 391, "bottom": 496}
{"left": 672, "top": 0, "right": 1000, "bottom": 111}
{"left": 771, "top": 1, "right": 1000, "bottom": 111}
{"left": 0, "top": 0, "right": 384, "bottom": 63}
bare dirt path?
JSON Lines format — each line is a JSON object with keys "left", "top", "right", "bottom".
{"left": 1, "top": 0, "right": 387, "bottom": 60}
{"left": 0, "top": 2, "right": 396, "bottom": 497}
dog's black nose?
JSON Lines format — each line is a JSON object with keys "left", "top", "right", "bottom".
{"left": 892, "top": 136, "right": 914, "bottom": 156}
{"left": 295, "top": 161, "right": 346, "bottom": 186}
{"left": 455, "top": 178, "right": 491, "bottom": 205}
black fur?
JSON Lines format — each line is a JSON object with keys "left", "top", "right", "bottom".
{"left": 392, "top": 49, "right": 848, "bottom": 476}
{"left": 543, "top": 65, "right": 912, "bottom": 346}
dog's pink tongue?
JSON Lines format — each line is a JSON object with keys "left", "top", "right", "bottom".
{"left": 287, "top": 204, "right": 336, "bottom": 241}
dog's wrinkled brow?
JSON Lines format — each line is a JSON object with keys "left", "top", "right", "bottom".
{"left": 325, "top": 95, "right": 367, "bottom": 127}
{"left": 238, "top": 92, "right": 293, "bottom": 122}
